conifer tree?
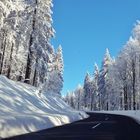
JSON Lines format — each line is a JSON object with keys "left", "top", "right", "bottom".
{"left": 98, "top": 49, "right": 112, "bottom": 110}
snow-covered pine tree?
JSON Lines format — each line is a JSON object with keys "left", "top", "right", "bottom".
{"left": 64, "top": 91, "right": 70, "bottom": 105}
{"left": 55, "top": 45, "right": 64, "bottom": 76}
{"left": 74, "top": 84, "right": 84, "bottom": 110}
{"left": 41, "top": 45, "right": 64, "bottom": 95}
{"left": 65, "top": 91, "right": 76, "bottom": 109}
{"left": 25, "top": 0, "right": 55, "bottom": 86}
{"left": 91, "top": 63, "right": 99, "bottom": 111}
{"left": 98, "top": 48, "right": 113, "bottom": 110}
{"left": 113, "top": 23, "right": 140, "bottom": 110}
{"left": 0, "top": 0, "right": 32, "bottom": 81}
{"left": 132, "top": 21, "right": 140, "bottom": 110}
{"left": 106, "top": 58, "right": 120, "bottom": 110}
{"left": 83, "top": 72, "right": 92, "bottom": 109}
{"left": 109, "top": 21, "right": 140, "bottom": 110}
{"left": 0, "top": 0, "right": 56, "bottom": 88}
{"left": 65, "top": 21, "right": 140, "bottom": 111}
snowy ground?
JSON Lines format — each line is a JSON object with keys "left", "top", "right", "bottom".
{"left": 0, "top": 76, "right": 88, "bottom": 138}
{"left": 93, "top": 110, "right": 140, "bottom": 124}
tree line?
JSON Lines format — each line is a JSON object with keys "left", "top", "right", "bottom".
{"left": 65, "top": 21, "right": 140, "bottom": 111}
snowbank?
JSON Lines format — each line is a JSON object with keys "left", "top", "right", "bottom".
{"left": 95, "top": 110, "right": 140, "bottom": 124}
{"left": 0, "top": 76, "right": 88, "bottom": 138}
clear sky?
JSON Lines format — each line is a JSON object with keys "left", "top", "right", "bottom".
{"left": 51, "top": 0, "right": 140, "bottom": 95}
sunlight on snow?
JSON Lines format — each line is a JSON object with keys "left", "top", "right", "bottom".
{"left": 0, "top": 76, "right": 87, "bottom": 138}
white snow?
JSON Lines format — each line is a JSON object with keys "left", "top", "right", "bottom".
{"left": 0, "top": 76, "right": 88, "bottom": 138}
{"left": 95, "top": 110, "right": 140, "bottom": 124}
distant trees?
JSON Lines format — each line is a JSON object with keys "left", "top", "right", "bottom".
{"left": 64, "top": 85, "right": 84, "bottom": 110}
{"left": 0, "top": 0, "right": 64, "bottom": 95}
{"left": 65, "top": 21, "right": 140, "bottom": 111}
{"left": 75, "top": 85, "right": 84, "bottom": 110}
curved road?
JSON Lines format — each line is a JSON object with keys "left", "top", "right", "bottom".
{"left": 4, "top": 113, "right": 140, "bottom": 140}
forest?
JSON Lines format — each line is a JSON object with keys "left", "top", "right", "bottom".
{"left": 0, "top": 0, "right": 63, "bottom": 95}
{"left": 1, "top": 0, "right": 140, "bottom": 112}
{"left": 65, "top": 21, "right": 140, "bottom": 111}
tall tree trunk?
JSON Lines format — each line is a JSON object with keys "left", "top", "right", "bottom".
{"left": 106, "top": 102, "right": 109, "bottom": 111}
{"left": 120, "top": 92, "right": 123, "bottom": 110}
{"left": 0, "top": 31, "right": 7, "bottom": 74}
{"left": 25, "top": 0, "right": 37, "bottom": 84}
{"left": 90, "top": 94, "right": 94, "bottom": 111}
{"left": 98, "top": 93, "right": 101, "bottom": 111}
{"left": 124, "top": 86, "right": 128, "bottom": 110}
{"left": 132, "top": 58, "right": 136, "bottom": 110}
{"left": 7, "top": 43, "right": 14, "bottom": 78}
{"left": 77, "top": 95, "right": 80, "bottom": 110}
{"left": 33, "top": 68, "right": 37, "bottom": 86}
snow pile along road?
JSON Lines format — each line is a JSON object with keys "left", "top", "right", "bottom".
{"left": 99, "top": 110, "right": 140, "bottom": 124}
{"left": 0, "top": 76, "right": 88, "bottom": 138}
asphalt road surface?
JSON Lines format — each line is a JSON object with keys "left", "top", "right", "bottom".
{"left": 3, "top": 112, "right": 140, "bottom": 140}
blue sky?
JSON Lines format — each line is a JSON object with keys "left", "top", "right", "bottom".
{"left": 51, "top": 0, "right": 140, "bottom": 95}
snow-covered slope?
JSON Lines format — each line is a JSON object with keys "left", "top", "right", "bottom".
{"left": 0, "top": 76, "right": 88, "bottom": 138}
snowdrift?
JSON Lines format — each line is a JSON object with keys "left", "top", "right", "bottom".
{"left": 99, "top": 110, "right": 140, "bottom": 124}
{"left": 90, "top": 110, "right": 140, "bottom": 124}
{"left": 0, "top": 76, "right": 88, "bottom": 138}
